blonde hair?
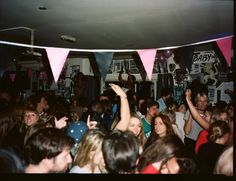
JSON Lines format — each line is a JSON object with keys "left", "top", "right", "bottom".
{"left": 214, "top": 146, "right": 233, "bottom": 176}
{"left": 195, "top": 92, "right": 208, "bottom": 103}
{"left": 73, "top": 129, "right": 105, "bottom": 173}
{"left": 130, "top": 113, "right": 146, "bottom": 147}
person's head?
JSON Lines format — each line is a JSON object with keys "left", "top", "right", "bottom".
{"left": 168, "top": 101, "right": 178, "bottom": 112}
{"left": 162, "top": 109, "right": 176, "bottom": 124}
{"left": 99, "top": 93, "right": 109, "bottom": 101}
{"left": 12, "top": 102, "right": 25, "bottom": 124}
{"left": 138, "top": 135, "right": 185, "bottom": 174}
{"left": 46, "top": 96, "right": 70, "bottom": 120}
{"left": 73, "top": 129, "right": 105, "bottom": 173}
{"left": 144, "top": 114, "right": 175, "bottom": 151}
{"left": 24, "top": 128, "right": 73, "bottom": 173}
{"left": 30, "top": 91, "right": 49, "bottom": 113}
{"left": 137, "top": 98, "right": 145, "bottom": 111}
{"left": 211, "top": 107, "right": 230, "bottom": 124}
{"left": 73, "top": 72, "right": 86, "bottom": 97}
{"left": 22, "top": 107, "right": 39, "bottom": 127}
{"left": 0, "top": 114, "right": 15, "bottom": 146}
{"left": 128, "top": 114, "right": 142, "bottom": 136}
{"left": 0, "top": 149, "right": 24, "bottom": 173}
{"left": 207, "top": 120, "right": 230, "bottom": 145}
{"left": 127, "top": 113, "right": 145, "bottom": 146}
{"left": 145, "top": 100, "right": 159, "bottom": 118}
{"left": 195, "top": 92, "right": 208, "bottom": 112}
{"left": 177, "top": 103, "right": 186, "bottom": 113}
{"left": 102, "top": 130, "right": 140, "bottom": 174}
{"left": 214, "top": 146, "right": 233, "bottom": 176}
{"left": 154, "top": 114, "right": 174, "bottom": 138}
{"left": 89, "top": 100, "right": 104, "bottom": 115}
{"left": 204, "top": 106, "right": 213, "bottom": 123}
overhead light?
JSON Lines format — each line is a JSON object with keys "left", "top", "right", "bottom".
{"left": 60, "top": 35, "right": 76, "bottom": 43}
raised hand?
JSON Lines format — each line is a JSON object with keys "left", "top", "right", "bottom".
{"left": 54, "top": 116, "right": 68, "bottom": 129}
{"left": 185, "top": 89, "right": 192, "bottom": 100}
{"left": 87, "top": 115, "right": 97, "bottom": 130}
{"left": 109, "top": 83, "right": 127, "bottom": 98}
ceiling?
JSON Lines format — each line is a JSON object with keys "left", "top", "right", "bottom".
{"left": 0, "top": 0, "right": 234, "bottom": 67}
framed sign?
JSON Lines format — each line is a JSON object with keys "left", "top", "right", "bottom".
{"left": 192, "top": 51, "right": 217, "bottom": 64}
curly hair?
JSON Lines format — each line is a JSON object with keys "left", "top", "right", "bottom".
{"left": 207, "top": 120, "right": 230, "bottom": 142}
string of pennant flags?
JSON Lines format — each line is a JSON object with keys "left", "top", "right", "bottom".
{"left": 0, "top": 35, "right": 233, "bottom": 83}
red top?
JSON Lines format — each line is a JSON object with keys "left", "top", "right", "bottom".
{"left": 195, "top": 130, "right": 209, "bottom": 154}
{"left": 141, "top": 164, "right": 161, "bottom": 174}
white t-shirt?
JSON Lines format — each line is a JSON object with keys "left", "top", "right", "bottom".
{"left": 175, "top": 112, "right": 186, "bottom": 141}
{"left": 69, "top": 165, "right": 101, "bottom": 174}
{"left": 183, "top": 110, "right": 204, "bottom": 141}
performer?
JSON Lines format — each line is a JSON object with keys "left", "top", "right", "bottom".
{"left": 118, "top": 67, "right": 136, "bottom": 92}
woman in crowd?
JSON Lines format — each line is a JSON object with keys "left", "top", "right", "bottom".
{"left": 177, "top": 103, "right": 187, "bottom": 113}
{"left": 69, "top": 129, "right": 106, "bottom": 173}
{"left": 162, "top": 109, "right": 184, "bottom": 142}
{"left": 196, "top": 120, "right": 230, "bottom": 174}
{"left": 138, "top": 135, "right": 185, "bottom": 174}
{"left": 127, "top": 113, "right": 146, "bottom": 147}
{"left": 194, "top": 106, "right": 213, "bottom": 154}
{"left": 144, "top": 114, "right": 174, "bottom": 150}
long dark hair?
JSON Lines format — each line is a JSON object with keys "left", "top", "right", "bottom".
{"left": 138, "top": 135, "right": 184, "bottom": 172}
{"left": 144, "top": 114, "right": 174, "bottom": 149}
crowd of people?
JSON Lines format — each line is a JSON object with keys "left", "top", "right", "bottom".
{"left": 0, "top": 72, "right": 233, "bottom": 175}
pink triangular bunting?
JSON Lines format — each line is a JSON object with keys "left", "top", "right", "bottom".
{"left": 46, "top": 48, "right": 69, "bottom": 83}
{"left": 137, "top": 49, "right": 157, "bottom": 80}
{"left": 216, "top": 37, "right": 232, "bottom": 66}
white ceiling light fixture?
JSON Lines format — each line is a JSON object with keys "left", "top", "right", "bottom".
{"left": 0, "top": 26, "right": 42, "bottom": 58}
{"left": 60, "top": 35, "right": 76, "bottom": 43}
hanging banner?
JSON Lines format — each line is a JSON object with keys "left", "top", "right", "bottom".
{"left": 216, "top": 37, "right": 232, "bottom": 66}
{"left": 137, "top": 49, "right": 157, "bottom": 80}
{"left": 94, "top": 52, "right": 114, "bottom": 81}
{"left": 46, "top": 47, "right": 69, "bottom": 83}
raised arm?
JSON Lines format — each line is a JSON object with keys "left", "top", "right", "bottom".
{"left": 110, "top": 83, "right": 130, "bottom": 131}
{"left": 185, "top": 89, "right": 209, "bottom": 130}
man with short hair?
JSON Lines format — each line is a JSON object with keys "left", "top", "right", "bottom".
{"left": 157, "top": 87, "right": 172, "bottom": 113}
{"left": 184, "top": 92, "right": 209, "bottom": 158}
{"left": 30, "top": 91, "right": 49, "bottom": 122}
{"left": 24, "top": 128, "right": 73, "bottom": 173}
{"left": 141, "top": 100, "right": 159, "bottom": 139}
